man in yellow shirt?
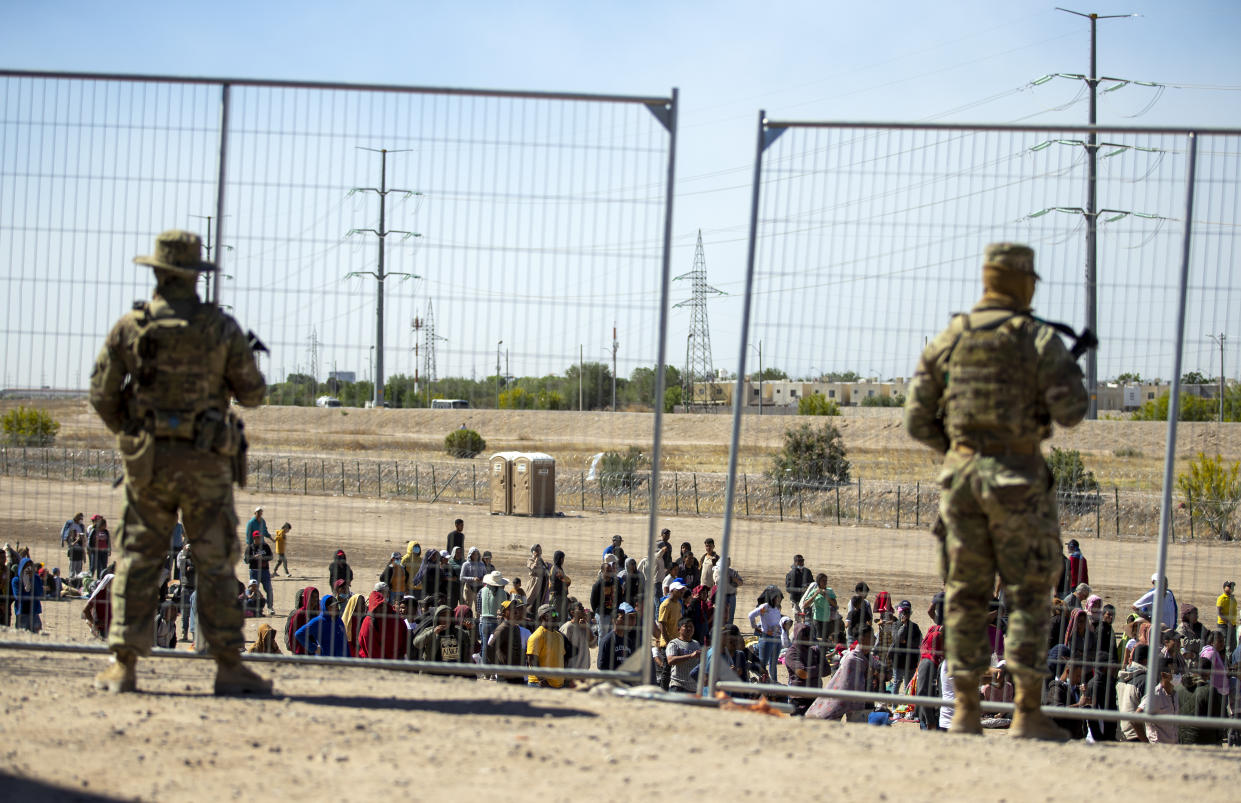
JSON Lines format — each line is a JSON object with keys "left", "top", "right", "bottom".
{"left": 1217, "top": 580, "right": 1237, "bottom": 658}
{"left": 526, "top": 604, "right": 566, "bottom": 688}
{"left": 273, "top": 522, "right": 291, "bottom": 576}
{"left": 654, "top": 580, "right": 687, "bottom": 689}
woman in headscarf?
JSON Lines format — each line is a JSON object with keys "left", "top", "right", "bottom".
{"left": 342, "top": 591, "right": 368, "bottom": 655}
{"left": 527, "top": 544, "right": 550, "bottom": 608}
{"left": 412, "top": 549, "right": 440, "bottom": 604}
{"left": 548, "top": 550, "right": 571, "bottom": 622}
{"left": 358, "top": 590, "right": 404, "bottom": 660}
{"left": 1177, "top": 605, "right": 1208, "bottom": 661}
{"left": 285, "top": 586, "right": 320, "bottom": 654}
{"left": 1063, "top": 607, "right": 1095, "bottom": 658}
{"left": 460, "top": 547, "right": 488, "bottom": 613}
{"left": 247, "top": 623, "right": 282, "bottom": 654}
{"left": 10, "top": 556, "right": 43, "bottom": 633}
{"left": 82, "top": 569, "right": 115, "bottom": 639}
{"left": 618, "top": 557, "right": 643, "bottom": 608}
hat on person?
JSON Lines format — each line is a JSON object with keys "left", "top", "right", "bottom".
{"left": 617, "top": 602, "right": 635, "bottom": 615}
{"left": 612, "top": 534, "right": 623, "bottom": 543}
{"left": 439, "top": 550, "right": 450, "bottom": 558}
{"left": 254, "top": 507, "right": 263, "bottom": 514}
{"left": 874, "top": 591, "right": 892, "bottom": 613}
{"left": 390, "top": 551, "right": 401, "bottom": 559}
{"left": 134, "top": 229, "right": 218, "bottom": 278}
{"left": 536, "top": 603, "right": 555, "bottom": 621}
{"left": 897, "top": 599, "right": 912, "bottom": 611}
{"left": 91, "top": 514, "right": 103, "bottom": 522}
{"left": 661, "top": 528, "right": 671, "bottom": 536}
{"left": 983, "top": 242, "right": 1039, "bottom": 279}
{"left": 1224, "top": 580, "right": 1235, "bottom": 589}
{"left": 375, "top": 582, "right": 388, "bottom": 592}
{"left": 247, "top": 579, "right": 258, "bottom": 587}
{"left": 333, "top": 579, "right": 347, "bottom": 590}
{"left": 482, "top": 570, "right": 507, "bottom": 587}
{"left": 603, "top": 554, "right": 618, "bottom": 567}
{"left": 669, "top": 580, "right": 687, "bottom": 592}
{"left": 1150, "top": 573, "right": 1161, "bottom": 583}
{"left": 335, "top": 550, "right": 345, "bottom": 558}
{"left": 1066, "top": 539, "right": 1079, "bottom": 550}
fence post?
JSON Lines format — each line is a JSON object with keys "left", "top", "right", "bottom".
{"left": 269, "top": 459, "right": 274, "bottom": 492}
{"left": 44, "top": 447, "right": 48, "bottom": 478}
{"left": 24, "top": 446, "right": 28, "bottom": 478}
{"left": 857, "top": 478, "right": 862, "bottom": 522}
{"left": 777, "top": 479, "right": 783, "bottom": 522}
{"left": 472, "top": 464, "right": 477, "bottom": 501}
{"left": 395, "top": 463, "right": 400, "bottom": 496}
{"left": 1114, "top": 487, "right": 1120, "bottom": 538}
{"left": 599, "top": 474, "right": 605, "bottom": 512}
{"left": 377, "top": 462, "right": 382, "bottom": 497}
{"left": 581, "top": 471, "right": 585, "bottom": 510}
{"left": 287, "top": 457, "right": 292, "bottom": 492}
{"left": 1187, "top": 488, "right": 1194, "bottom": 540}
{"left": 356, "top": 460, "right": 362, "bottom": 494}
{"left": 674, "top": 472, "right": 679, "bottom": 515}
{"left": 798, "top": 484, "right": 804, "bottom": 520}
{"left": 303, "top": 460, "right": 308, "bottom": 495}
{"left": 628, "top": 481, "right": 633, "bottom": 513}
{"left": 321, "top": 459, "right": 326, "bottom": 493}
{"left": 744, "top": 474, "right": 749, "bottom": 517}
{"left": 415, "top": 465, "right": 420, "bottom": 500}
{"left": 835, "top": 484, "right": 840, "bottom": 525}
{"left": 915, "top": 481, "right": 920, "bottom": 527}
{"left": 340, "top": 461, "right": 345, "bottom": 496}
{"left": 896, "top": 485, "right": 901, "bottom": 529}
{"left": 69, "top": 448, "right": 74, "bottom": 481}
{"left": 432, "top": 465, "right": 437, "bottom": 502}
{"left": 1094, "top": 487, "right": 1100, "bottom": 538}
{"left": 693, "top": 473, "right": 699, "bottom": 515}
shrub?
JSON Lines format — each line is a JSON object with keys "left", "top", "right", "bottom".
{"left": 444, "top": 428, "right": 486, "bottom": 459}
{"left": 1177, "top": 452, "right": 1241, "bottom": 540}
{"left": 597, "top": 447, "right": 648, "bottom": 492}
{"left": 1047, "top": 447, "right": 1099, "bottom": 514}
{"left": 1, "top": 406, "right": 60, "bottom": 446}
{"left": 859, "top": 393, "right": 905, "bottom": 408}
{"left": 767, "top": 421, "right": 850, "bottom": 491}
{"left": 798, "top": 394, "right": 840, "bottom": 416}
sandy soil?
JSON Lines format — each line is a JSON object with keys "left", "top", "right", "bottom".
{"left": 1, "top": 644, "right": 1237, "bottom": 803}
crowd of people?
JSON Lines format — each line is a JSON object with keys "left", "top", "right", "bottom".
{"left": 3, "top": 510, "right": 1239, "bottom": 744}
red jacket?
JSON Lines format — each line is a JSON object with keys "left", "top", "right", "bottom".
{"left": 357, "top": 591, "right": 404, "bottom": 660}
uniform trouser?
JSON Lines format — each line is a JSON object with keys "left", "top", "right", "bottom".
{"left": 939, "top": 451, "right": 1060, "bottom": 679}
{"left": 108, "top": 442, "right": 243, "bottom": 658}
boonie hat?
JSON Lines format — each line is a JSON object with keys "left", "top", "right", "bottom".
{"left": 983, "top": 242, "right": 1039, "bottom": 279}
{"left": 617, "top": 602, "right": 635, "bottom": 614}
{"left": 134, "top": 229, "right": 218, "bottom": 278}
{"left": 482, "top": 570, "right": 507, "bottom": 587}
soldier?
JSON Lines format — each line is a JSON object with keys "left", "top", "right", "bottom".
{"left": 89, "top": 230, "right": 271, "bottom": 695}
{"left": 904, "top": 243, "right": 1087, "bottom": 740}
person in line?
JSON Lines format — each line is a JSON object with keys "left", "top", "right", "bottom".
{"left": 244, "top": 507, "right": 271, "bottom": 548}
{"left": 247, "top": 622, "right": 282, "bottom": 655}
{"left": 785, "top": 555, "right": 813, "bottom": 609}
{"left": 245, "top": 536, "right": 275, "bottom": 616}
{"left": 805, "top": 627, "right": 878, "bottom": 722}
{"left": 590, "top": 560, "right": 622, "bottom": 638}
{"left": 11, "top": 556, "right": 44, "bottom": 633}
{"left": 1215, "top": 579, "right": 1236, "bottom": 659}
{"left": 665, "top": 617, "right": 703, "bottom": 693}
{"left": 459, "top": 547, "right": 488, "bottom": 614}
{"left": 526, "top": 544, "right": 551, "bottom": 609}
{"left": 328, "top": 550, "right": 353, "bottom": 593}
{"left": 412, "top": 604, "right": 471, "bottom": 663}
{"left": 560, "top": 600, "right": 595, "bottom": 671}
{"left": 486, "top": 600, "right": 527, "bottom": 682}
{"left": 548, "top": 550, "right": 572, "bottom": 622}
{"left": 526, "top": 604, "right": 566, "bottom": 688}
{"left": 446, "top": 518, "right": 466, "bottom": 555}
{"left": 598, "top": 602, "right": 637, "bottom": 671}
{"left": 294, "top": 593, "right": 350, "bottom": 657}
{"left": 380, "top": 552, "right": 410, "bottom": 605}
{"left": 357, "top": 589, "right": 404, "bottom": 660}
{"left": 87, "top": 515, "right": 112, "bottom": 580}
{"left": 748, "top": 588, "right": 784, "bottom": 682}
{"left": 285, "top": 586, "right": 319, "bottom": 655}
{"left": 890, "top": 599, "right": 923, "bottom": 694}
{"left": 61, "top": 512, "right": 86, "bottom": 548}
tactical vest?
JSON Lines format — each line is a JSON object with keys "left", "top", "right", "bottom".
{"left": 943, "top": 310, "right": 1043, "bottom": 447}
{"left": 129, "top": 299, "right": 231, "bottom": 439}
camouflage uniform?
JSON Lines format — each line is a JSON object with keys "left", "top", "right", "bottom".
{"left": 905, "top": 243, "right": 1087, "bottom": 735}
{"left": 89, "top": 230, "right": 266, "bottom": 690}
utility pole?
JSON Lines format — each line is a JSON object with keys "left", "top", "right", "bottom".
{"left": 579, "top": 345, "right": 583, "bottom": 411}
{"left": 1056, "top": 8, "right": 1138, "bottom": 419}
{"left": 496, "top": 340, "right": 503, "bottom": 408}
{"left": 611, "top": 323, "right": 618, "bottom": 412}
{"left": 1209, "top": 333, "right": 1227, "bottom": 422}
{"left": 751, "top": 340, "right": 763, "bottom": 416}
{"left": 346, "top": 147, "right": 422, "bottom": 408}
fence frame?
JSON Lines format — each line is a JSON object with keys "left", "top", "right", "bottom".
{"left": 0, "top": 68, "right": 681, "bottom": 687}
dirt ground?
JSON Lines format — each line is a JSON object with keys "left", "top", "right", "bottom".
{"left": 4, "top": 404, "right": 1241, "bottom": 800}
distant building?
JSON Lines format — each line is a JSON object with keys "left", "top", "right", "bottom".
{"left": 328, "top": 370, "right": 357, "bottom": 383}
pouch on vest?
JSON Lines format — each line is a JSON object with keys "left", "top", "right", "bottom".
{"left": 117, "top": 430, "right": 155, "bottom": 490}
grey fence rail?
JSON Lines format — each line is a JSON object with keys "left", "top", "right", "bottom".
{"left": 1, "top": 445, "right": 1225, "bottom": 540}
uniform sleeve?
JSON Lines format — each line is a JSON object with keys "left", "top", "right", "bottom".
{"left": 903, "top": 327, "right": 956, "bottom": 454}
{"left": 88, "top": 320, "right": 132, "bottom": 434}
{"left": 221, "top": 315, "right": 266, "bottom": 408}
{"left": 1035, "top": 325, "right": 1088, "bottom": 428}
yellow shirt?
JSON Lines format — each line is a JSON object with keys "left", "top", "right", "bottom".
{"left": 274, "top": 528, "right": 288, "bottom": 555}
{"left": 657, "top": 597, "right": 682, "bottom": 647}
{"left": 526, "top": 625, "right": 565, "bottom": 687}
{"left": 1217, "top": 592, "right": 1238, "bottom": 626}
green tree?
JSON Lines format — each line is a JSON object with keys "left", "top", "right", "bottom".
{"left": 1181, "top": 371, "right": 1211, "bottom": 386}
{"left": 563, "top": 362, "right": 614, "bottom": 411}
{"left": 767, "top": 421, "right": 850, "bottom": 490}
{"left": 754, "top": 366, "right": 788, "bottom": 381}
{"left": 1177, "top": 452, "right": 1241, "bottom": 540}
{"left": 597, "top": 447, "right": 648, "bottom": 492}
{"left": 1114, "top": 372, "right": 1142, "bottom": 384}
{"left": 826, "top": 370, "right": 861, "bottom": 382}
{"left": 2, "top": 406, "right": 60, "bottom": 445}
{"left": 798, "top": 394, "right": 840, "bottom": 416}
{"left": 499, "top": 387, "right": 535, "bottom": 409}
{"left": 625, "top": 365, "right": 682, "bottom": 410}
{"left": 663, "top": 384, "right": 682, "bottom": 413}
{"left": 1132, "top": 389, "right": 1241, "bottom": 422}
{"left": 444, "top": 428, "right": 486, "bottom": 459}
{"left": 1047, "top": 447, "right": 1100, "bottom": 514}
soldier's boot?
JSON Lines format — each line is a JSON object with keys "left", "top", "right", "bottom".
{"left": 948, "top": 672, "right": 983, "bottom": 735}
{"left": 214, "top": 654, "right": 273, "bottom": 696}
{"left": 94, "top": 649, "right": 137, "bottom": 693}
{"left": 1010, "top": 674, "right": 1070, "bottom": 742}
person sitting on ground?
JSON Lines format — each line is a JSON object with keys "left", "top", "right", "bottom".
{"left": 239, "top": 579, "right": 266, "bottom": 618}
{"left": 247, "top": 622, "right": 282, "bottom": 655}
{"left": 979, "top": 661, "right": 1014, "bottom": 729}
{"left": 1135, "top": 661, "right": 1179, "bottom": 744}
{"left": 413, "top": 604, "right": 472, "bottom": 664}
{"left": 598, "top": 602, "right": 638, "bottom": 671}
{"left": 785, "top": 610, "right": 825, "bottom": 715}
{"left": 358, "top": 589, "right": 404, "bottom": 660}
{"left": 526, "top": 604, "right": 567, "bottom": 688}
{"left": 1063, "top": 582, "right": 1091, "bottom": 612}
{"left": 1042, "top": 653, "right": 1090, "bottom": 740}
{"left": 806, "top": 626, "right": 878, "bottom": 722}
{"left": 154, "top": 601, "right": 179, "bottom": 649}
{"left": 294, "top": 594, "right": 351, "bottom": 657}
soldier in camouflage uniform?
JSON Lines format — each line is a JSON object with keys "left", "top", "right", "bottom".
{"left": 89, "top": 230, "right": 271, "bottom": 695}
{"left": 904, "top": 243, "right": 1087, "bottom": 740}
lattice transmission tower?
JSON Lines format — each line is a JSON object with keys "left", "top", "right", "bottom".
{"left": 674, "top": 230, "right": 725, "bottom": 409}
{"left": 411, "top": 300, "right": 447, "bottom": 407}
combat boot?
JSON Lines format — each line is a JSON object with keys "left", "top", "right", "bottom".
{"left": 94, "top": 649, "right": 137, "bottom": 693}
{"left": 214, "top": 654, "right": 273, "bottom": 696}
{"left": 1010, "top": 673, "right": 1069, "bottom": 741}
{"left": 948, "top": 672, "right": 983, "bottom": 735}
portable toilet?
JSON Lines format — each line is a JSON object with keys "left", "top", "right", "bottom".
{"left": 488, "top": 451, "right": 521, "bottom": 515}
{"left": 512, "top": 452, "right": 555, "bottom": 517}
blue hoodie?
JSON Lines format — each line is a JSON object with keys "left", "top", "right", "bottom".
{"left": 294, "top": 594, "right": 351, "bottom": 657}
{"left": 11, "top": 557, "right": 43, "bottom": 617}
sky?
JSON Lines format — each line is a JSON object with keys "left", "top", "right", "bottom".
{"left": 2, "top": 1, "right": 1240, "bottom": 392}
